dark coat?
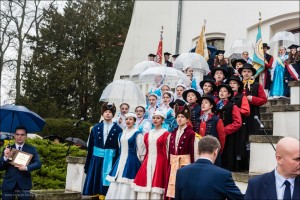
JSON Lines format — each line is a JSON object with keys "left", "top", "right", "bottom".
{"left": 175, "top": 159, "right": 243, "bottom": 200}
{"left": 0, "top": 143, "right": 42, "bottom": 190}
{"left": 82, "top": 121, "right": 122, "bottom": 196}
{"left": 245, "top": 171, "right": 300, "bottom": 200}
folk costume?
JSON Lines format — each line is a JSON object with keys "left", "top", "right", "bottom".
{"left": 198, "top": 96, "right": 226, "bottom": 154}
{"left": 257, "top": 43, "right": 274, "bottom": 90}
{"left": 145, "top": 94, "right": 159, "bottom": 121}
{"left": 83, "top": 103, "right": 122, "bottom": 196}
{"left": 160, "top": 91, "right": 176, "bottom": 132}
{"left": 285, "top": 44, "right": 300, "bottom": 82}
{"left": 106, "top": 115, "right": 145, "bottom": 199}
{"left": 132, "top": 111, "right": 170, "bottom": 200}
{"left": 228, "top": 75, "right": 251, "bottom": 171}
{"left": 135, "top": 116, "right": 152, "bottom": 135}
{"left": 239, "top": 64, "right": 267, "bottom": 136}
{"left": 216, "top": 85, "right": 242, "bottom": 171}
{"left": 182, "top": 89, "right": 201, "bottom": 134}
{"left": 210, "top": 66, "right": 228, "bottom": 98}
{"left": 165, "top": 104, "right": 200, "bottom": 198}
{"left": 269, "top": 54, "right": 288, "bottom": 97}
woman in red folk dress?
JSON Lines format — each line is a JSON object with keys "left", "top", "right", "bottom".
{"left": 132, "top": 110, "right": 170, "bottom": 200}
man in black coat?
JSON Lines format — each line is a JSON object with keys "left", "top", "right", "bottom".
{"left": 175, "top": 135, "right": 243, "bottom": 200}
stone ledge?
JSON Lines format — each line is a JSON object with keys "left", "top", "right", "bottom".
{"left": 232, "top": 172, "right": 258, "bottom": 183}
{"left": 66, "top": 156, "right": 86, "bottom": 164}
{"left": 249, "top": 135, "right": 283, "bottom": 143}
{"left": 288, "top": 81, "right": 300, "bottom": 87}
{"left": 262, "top": 104, "right": 300, "bottom": 112}
{"left": 30, "top": 189, "right": 81, "bottom": 200}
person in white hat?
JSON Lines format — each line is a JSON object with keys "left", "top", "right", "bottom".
{"left": 145, "top": 93, "right": 159, "bottom": 122}
{"left": 132, "top": 110, "right": 170, "bottom": 200}
{"left": 159, "top": 91, "right": 176, "bottom": 132}
{"left": 106, "top": 112, "right": 145, "bottom": 199}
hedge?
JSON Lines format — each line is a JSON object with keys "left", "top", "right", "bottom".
{"left": 37, "top": 118, "right": 94, "bottom": 141}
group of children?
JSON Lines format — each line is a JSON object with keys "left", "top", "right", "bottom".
{"left": 82, "top": 59, "right": 274, "bottom": 199}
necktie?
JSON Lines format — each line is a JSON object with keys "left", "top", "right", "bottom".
{"left": 18, "top": 146, "right": 21, "bottom": 151}
{"left": 283, "top": 180, "right": 291, "bottom": 200}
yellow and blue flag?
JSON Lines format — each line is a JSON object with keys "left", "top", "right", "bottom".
{"left": 253, "top": 24, "right": 265, "bottom": 78}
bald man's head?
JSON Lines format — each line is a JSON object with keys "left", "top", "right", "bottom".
{"left": 276, "top": 137, "right": 300, "bottom": 178}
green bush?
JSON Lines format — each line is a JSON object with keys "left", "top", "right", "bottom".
{"left": 37, "top": 118, "right": 94, "bottom": 141}
{"left": 0, "top": 138, "right": 87, "bottom": 190}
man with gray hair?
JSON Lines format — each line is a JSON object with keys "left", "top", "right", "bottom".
{"left": 175, "top": 135, "right": 243, "bottom": 200}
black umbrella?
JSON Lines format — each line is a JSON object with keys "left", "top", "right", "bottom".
{"left": 65, "top": 137, "right": 87, "bottom": 156}
{"left": 65, "top": 137, "right": 87, "bottom": 147}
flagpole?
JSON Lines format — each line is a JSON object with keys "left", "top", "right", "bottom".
{"left": 253, "top": 12, "right": 265, "bottom": 79}
{"left": 161, "top": 26, "right": 164, "bottom": 64}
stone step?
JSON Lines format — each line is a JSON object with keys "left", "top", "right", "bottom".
{"left": 249, "top": 135, "right": 282, "bottom": 174}
{"left": 260, "top": 104, "right": 300, "bottom": 113}
{"left": 30, "top": 189, "right": 81, "bottom": 200}
{"left": 260, "top": 112, "right": 273, "bottom": 121}
{"left": 233, "top": 172, "right": 260, "bottom": 194}
{"left": 265, "top": 98, "right": 290, "bottom": 106}
{"left": 258, "top": 128, "right": 273, "bottom": 135}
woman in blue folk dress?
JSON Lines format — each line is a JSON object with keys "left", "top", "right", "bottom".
{"left": 269, "top": 46, "right": 289, "bottom": 98}
{"left": 134, "top": 106, "right": 152, "bottom": 135}
{"left": 106, "top": 113, "right": 145, "bottom": 199}
{"left": 159, "top": 91, "right": 176, "bottom": 132}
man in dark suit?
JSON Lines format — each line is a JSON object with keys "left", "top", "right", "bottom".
{"left": 245, "top": 137, "right": 300, "bottom": 200}
{"left": 0, "top": 126, "right": 42, "bottom": 200}
{"left": 175, "top": 135, "right": 243, "bottom": 200}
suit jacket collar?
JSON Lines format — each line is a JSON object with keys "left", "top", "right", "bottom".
{"left": 293, "top": 176, "right": 300, "bottom": 199}
{"left": 264, "top": 170, "right": 278, "bottom": 200}
{"left": 195, "top": 158, "right": 214, "bottom": 165}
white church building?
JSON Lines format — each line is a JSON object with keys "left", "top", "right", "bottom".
{"left": 114, "top": 1, "right": 299, "bottom": 94}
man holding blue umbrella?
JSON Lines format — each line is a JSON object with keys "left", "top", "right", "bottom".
{"left": 0, "top": 126, "right": 42, "bottom": 200}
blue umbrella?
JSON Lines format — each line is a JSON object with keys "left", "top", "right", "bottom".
{"left": 0, "top": 104, "right": 46, "bottom": 133}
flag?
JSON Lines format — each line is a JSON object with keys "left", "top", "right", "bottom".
{"left": 252, "top": 24, "right": 265, "bottom": 78}
{"left": 156, "top": 29, "right": 163, "bottom": 64}
{"left": 195, "top": 21, "right": 209, "bottom": 60}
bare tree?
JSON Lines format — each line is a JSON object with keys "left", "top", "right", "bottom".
{"left": 0, "top": 0, "right": 55, "bottom": 104}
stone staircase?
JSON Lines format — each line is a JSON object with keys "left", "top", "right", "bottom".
{"left": 232, "top": 81, "right": 300, "bottom": 193}
{"left": 33, "top": 82, "right": 299, "bottom": 198}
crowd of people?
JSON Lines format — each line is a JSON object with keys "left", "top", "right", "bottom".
{"left": 81, "top": 43, "right": 300, "bottom": 199}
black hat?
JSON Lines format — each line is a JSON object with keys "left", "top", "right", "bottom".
{"left": 217, "top": 84, "right": 234, "bottom": 100}
{"left": 174, "top": 104, "right": 191, "bottom": 119}
{"left": 216, "top": 50, "right": 225, "bottom": 55}
{"left": 172, "top": 54, "right": 180, "bottom": 58}
{"left": 211, "top": 65, "right": 228, "bottom": 78}
{"left": 199, "top": 75, "right": 217, "bottom": 92}
{"left": 238, "top": 63, "right": 257, "bottom": 75}
{"left": 231, "top": 59, "right": 246, "bottom": 69}
{"left": 182, "top": 89, "right": 201, "bottom": 102}
{"left": 148, "top": 53, "right": 156, "bottom": 57}
{"left": 169, "top": 99, "right": 186, "bottom": 109}
{"left": 226, "top": 75, "right": 243, "bottom": 93}
{"left": 288, "top": 44, "right": 300, "bottom": 50}
{"left": 101, "top": 102, "right": 116, "bottom": 117}
{"left": 199, "top": 95, "right": 216, "bottom": 112}
{"left": 164, "top": 52, "right": 171, "bottom": 56}
{"left": 263, "top": 43, "right": 270, "bottom": 50}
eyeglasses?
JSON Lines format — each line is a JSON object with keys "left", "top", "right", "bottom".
{"left": 15, "top": 134, "right": 26, "bottom": 137}
{"left": 135, "top": 110, "right": 144, "bottom": 112}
